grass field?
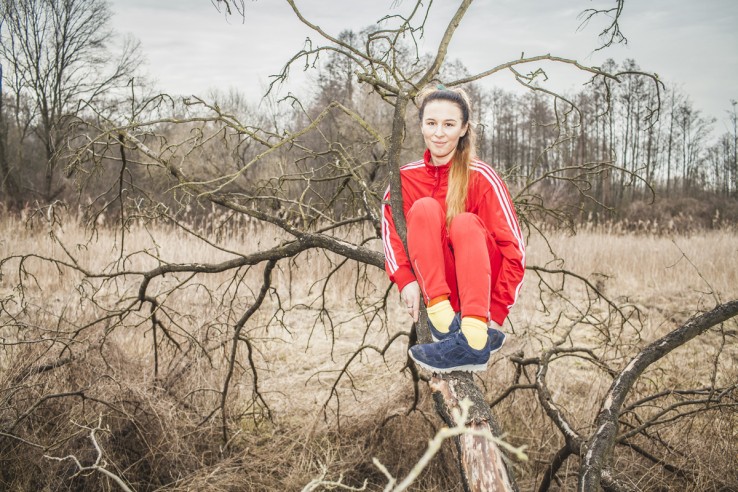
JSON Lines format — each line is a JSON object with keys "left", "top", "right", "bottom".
{"left": 1, "top": 212, "right": 736, "bottom": 491}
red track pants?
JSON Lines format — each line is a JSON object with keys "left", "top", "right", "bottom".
{"left": 406, "top": 197, "right": 502, "bottom": 320}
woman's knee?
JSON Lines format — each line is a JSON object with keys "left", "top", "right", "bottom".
{"left": 449, "top": 212, "right": 485, "bottom": 241}
{"left": 449, "top": 212, "right": 480, "bottom": 232}
{"left": 408, "top": 197, "right": 444, "bottom": 223}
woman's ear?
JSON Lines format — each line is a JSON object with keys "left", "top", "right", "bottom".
{"left": 461, "top": 123, "right": 469, "bottom": 137}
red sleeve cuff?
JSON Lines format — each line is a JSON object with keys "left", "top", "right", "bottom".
{"left": 489, "top": 301, "right": 509, "bottom": 326}
{"left": 392, "top": 266, "right": 417, "bottom": 293}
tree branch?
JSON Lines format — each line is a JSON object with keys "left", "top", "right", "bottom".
{"left": 579, "top": 299, "right": 738, "bottom": 491}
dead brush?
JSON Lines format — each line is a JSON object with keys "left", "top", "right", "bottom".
{"left": 1, "top": 214, "right": 737, "bottom": 491}
{"left": 1, "top": 337, "right": 223, "bottom": 491}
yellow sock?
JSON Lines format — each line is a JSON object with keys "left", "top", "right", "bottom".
{"left": 461, "top": 317, "right": 488, "bottom": 350}
{"left": 427, "top": 299, "right": 455, "bottom": 333}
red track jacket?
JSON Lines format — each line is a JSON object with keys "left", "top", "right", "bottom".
{"left": 382, "top": 150, "right": 526, "bottom": 325}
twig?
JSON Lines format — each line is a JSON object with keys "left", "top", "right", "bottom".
{"left": 44, "top": 415, "right": 135, "bottom": 492}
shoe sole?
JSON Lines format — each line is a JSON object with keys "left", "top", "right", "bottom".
{"left": 409, "top": 335, "right": 506, "bottom": 374}
{"left": 409, "top": 355, "right": 488, "bottom": 373}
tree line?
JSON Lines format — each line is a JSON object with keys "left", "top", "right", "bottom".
{"left": 310, "top": 48, "right": 738, "bottom": 227}
{"left": 1, "top": 2, "right": 737, "bottom": 230}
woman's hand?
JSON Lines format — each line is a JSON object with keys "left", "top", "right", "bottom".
{"left": 400, "top": 281, "right": 420, "bottom": 322}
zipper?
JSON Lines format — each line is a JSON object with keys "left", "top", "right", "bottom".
{"left": 431, "top": 166, "right": 440, "bottom": 197}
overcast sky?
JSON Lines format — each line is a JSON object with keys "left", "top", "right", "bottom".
{"left": 110, "top": 0, "right": 737, "bottom": 128}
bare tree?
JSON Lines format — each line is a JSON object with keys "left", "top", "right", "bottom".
{"left": 0, "top": 61, "right": 23, "bottom": 207}
{"left": 0, "top": 0, "right": 141, "bottom": 204}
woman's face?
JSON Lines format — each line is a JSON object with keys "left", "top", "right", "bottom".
{"left": 421, "top": 99, "right": 468, "bottom": 166}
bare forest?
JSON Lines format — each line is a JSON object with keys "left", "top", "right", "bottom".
{"left": 1, "top": 1, "right": 737, "bottom": 491}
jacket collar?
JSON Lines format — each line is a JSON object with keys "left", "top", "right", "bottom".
{"left": 423, "top": 149, "right": 452, "bottom": 171}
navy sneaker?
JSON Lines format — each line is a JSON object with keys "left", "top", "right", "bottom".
{"left": 409, "top": 326, "right": 506, "bottom": 373}
{"left": 428, "top": 312, "right": 461, "bottom": 342}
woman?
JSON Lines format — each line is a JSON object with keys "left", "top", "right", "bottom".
{"left": 381, "top": 85, "right": 525, "bottom": 373}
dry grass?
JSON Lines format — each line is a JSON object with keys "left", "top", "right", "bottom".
{"left": 500, "top": 229, "right": 738, "bottom": 491}
{"left": 1, "top": 212, "right": 737, "bottom": 491}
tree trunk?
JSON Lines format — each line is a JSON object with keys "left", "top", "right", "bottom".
{"left": 0, "top": 66, "right": 22, "bottom": 209}
{"left": 666, "top": 91, "right": 676, "bottom": 194}
{"left": 728, "top": 100, "right": 738, "bottom": 196}
{"left": 430, "top": 374, "right": 517, "bottom": 492}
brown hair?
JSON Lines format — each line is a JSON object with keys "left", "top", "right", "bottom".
{"left": 417, "top": 85, "right": 477, "bottom": 225}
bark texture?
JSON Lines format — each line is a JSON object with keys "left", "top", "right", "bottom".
{"left": 430, "top": 374, "right": 517, "bottom": 492}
